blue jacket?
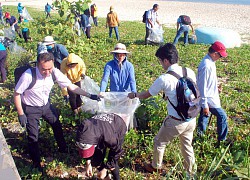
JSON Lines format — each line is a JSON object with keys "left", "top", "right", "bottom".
{"left": 80, "top": 14, "right": 90, "bottom": 28}
{"left": 17, "top": 5, "right": 24, "bottom": 14}
{"left": 48, "top": 44, "right": 69, "bottom": 64}
{"left": 45, "top": 4, "right": 52, "bottom": 13}
{"left": 100, "top": 57, "right": 137, "bottom": 92}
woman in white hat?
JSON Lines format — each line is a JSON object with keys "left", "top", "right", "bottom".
{"left": 100, "top": 43, "right": 137, "bottom": 93}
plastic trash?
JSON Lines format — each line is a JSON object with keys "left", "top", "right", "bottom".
{"left": 147, "top": 25, "right": 164, "bottom": 44}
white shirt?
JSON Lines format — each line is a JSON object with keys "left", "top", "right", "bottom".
{"left": 15, "top": 67, "right": 71, "bottom": 106}
{"left": 149, "top": 64, "right": 196, "bottom": 119}
{"left": 197, "top": 54, "right": 221, "bottom": 108}
{"left": 146, "top": 9, "right": 158, "bottom": 28}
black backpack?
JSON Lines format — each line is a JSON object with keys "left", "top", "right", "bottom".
{"left": 167, "top": 67, "right": 200, "bottom": 121}
{"left": 14, "top": 65, "right": 37, "bottom": 89}
{"left": 179, "top": 15, "right": 191, "bottom": 25}
{"left": 14, "top": 64, "right": 56, "bottom": 90}
{"left": 142, "top": 11, "right": 148, "bottom": 23}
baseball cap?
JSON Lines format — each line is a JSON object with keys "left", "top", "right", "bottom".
{"left": 5, "top": 12, "right": 11, "bottom": 19}
{"left": 76, "top": 142, "right": 95, "bottom": 158}
{"left": 211, "top": 41, "right": 227, "bottom": 57}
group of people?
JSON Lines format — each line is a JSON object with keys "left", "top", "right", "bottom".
{"left": 144, "top": 4, "right": 194, "bottom": 46}
{"left": 74, "top": 41, "right": 229, "bottom": 179}
{"left": 2, "top": 2, "right": 228, "bottom": 179}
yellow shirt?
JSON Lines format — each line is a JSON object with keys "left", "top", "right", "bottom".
{"left": 60, "top": 53, "right": 86, "bottom": 96}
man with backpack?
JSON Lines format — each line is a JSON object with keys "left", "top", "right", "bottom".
{"left": 144, "top": 4, "right": 160, "bottom": 45}
{"left": 13, "top": 49, "right": 101, "bottom": 172}
{"left": 197, "top": 41, "right": 228, "bottom": 147}
{"left": 128, "top": 43, "right": 197, "bottom": 178}
{"left": 173, "top": 15, "right": 194, "bottom": 46}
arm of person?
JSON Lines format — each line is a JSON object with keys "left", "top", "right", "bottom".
{"left": 13, "top": 91, "right": 24, "bottom": 115}
{"left": 85, "top": 159, "right": 93, "bottom": 177}
{"left": 100, "top": 64, "right": 111, "bottom": 92}
{"left": 128, "top": 90, "right": 151, "bottom": 99}
{"left": 129, "top": 65, "right": 137, "bottom": 93}
{"left": 189, "top": 24, "right": 194, "bottom": 33}
{"left": 198, "top": 66, "right": 209, "bottom": 110}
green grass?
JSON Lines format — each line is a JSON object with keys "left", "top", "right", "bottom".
{"left": 0, "top": 5, "right": 249, "bottom": 179}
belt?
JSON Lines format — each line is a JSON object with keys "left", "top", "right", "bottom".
{"left": 169, "top": 115, "right": 183, "bottom": 121}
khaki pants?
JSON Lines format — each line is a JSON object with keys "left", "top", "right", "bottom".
{"left": 151, "top": 116, "right": 196, "bottom": 174}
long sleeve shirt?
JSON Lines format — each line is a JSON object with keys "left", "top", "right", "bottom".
{"left": 76, "top": 113, "right": 127, "bottom": 169}
{"left": 106, "top": 11, "right": 119, "bottom": 27}
{"left": 100, "top": 57, "right": 136, "bottom": 92}
{"left": 197, "top": 54, "right": 221, "bottom": 109}
{"left": 60, "top": 53, "right": 86, "bottom": 96}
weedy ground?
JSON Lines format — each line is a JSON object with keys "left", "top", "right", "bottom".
{"left": 0, "top": 5, "right": 249, "bottom": 180}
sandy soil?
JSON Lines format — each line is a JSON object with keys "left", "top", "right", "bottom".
{"left": 3, "top": 0, "right": 250, "bottom": 43}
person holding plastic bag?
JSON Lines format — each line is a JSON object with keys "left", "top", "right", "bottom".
{"left": 76, "top": 113, "right": 127, "bottom": 180}
{"left": 5, "top": 12, "right": 22, "bottom": 38}
{"left": 60, "top": 53, "right": 86, "bottom": 116}
{"left": 100, "top": 43, "right": 136, "bottom": 94}
{"left": 18, "top": 16, "right": 32, "bottom": 42}
{"left": 45, "top": 2, "right": 53, "bottom": 19}
{"left": 145, "top": 4, "right": 160, "bottom": 45}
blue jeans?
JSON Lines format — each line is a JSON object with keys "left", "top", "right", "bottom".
{"left": 173, "top": 25, "right": 189, "bottom": 45}
{"left": 197, "top": 107, "right": 228, "bottom": 141}
{"left": 109, "top": 26, "right": 119, "bottom": 40}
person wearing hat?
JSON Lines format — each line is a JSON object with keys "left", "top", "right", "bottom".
{"left": 5, "top": 12, "right": 22, "bottom": 38}
{"left": 106, "top": 6, "right": 120, "bottom": 41}
{"left": 13, "top": 48, "right": 101, "bottom": 172}
{"left": 17, "top": 2, "right": 24, "bottom": 16}
{"left": 76, "top": 113, "right": 127, "bottom": 180}
{"left": 42, "top": 36, "right": 69, "bottom": 69}
{"left": 197, "top": 41, "right": 228, "bottom": 147}
{"left": 60, "top": 53, "right": 86, "bottom": 115}
{"left": 100, "top": 43, "right": 136, "bottom": 93}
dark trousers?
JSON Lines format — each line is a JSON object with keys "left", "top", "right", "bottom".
{"left": 15, "top": 27, "right": 23, "bottom": 38}
{"left": 23, "top": 102, "right": 66, "bottom": 165}
{"left": 68, "top": 81, "right": 82, "bottom": 111}
{"left": 46, "top": 12, "right": 51, "bottom": 18}
{"left": 0, "top": 50, "right": 7, "bottom": 82}
{"left": 145, "top": 27, "right": 150, "bottom": 44}
{"left": 22, "top": 30, "right": 31, "bottom": 42}
{"left": 91, "top": 148, "right": 120, "bottom": 180}
{"left": 82, "top": 26, "right": 91, "bottom": 39}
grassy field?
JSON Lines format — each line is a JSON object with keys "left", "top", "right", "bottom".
{"left": 0, "top": 4, "right": 249, "bottom": 179}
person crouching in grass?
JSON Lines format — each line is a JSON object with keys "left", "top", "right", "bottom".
{"left": 18, "top": 16, "right": 32, "bottom": 42}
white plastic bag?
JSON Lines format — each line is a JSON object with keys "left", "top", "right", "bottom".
{"left": 98, "top": 92, "right": 140, "bottom": 129}
{"left": 22, "top": 8, "right": 33, "bottom": 20}
{"left": 4, "top": 27, "right": 16, "bottom": 40}
{"left": 148, "top": 25, "right": 164, "bottom": 44}
{"left": 8, "top": 41, "right": 26, "bottom": 54}
{"left": 80, "top": 76, "right": 100, "bottom": 114}
{"left": 74, "top": 21, "right": 81, "bottom": 36}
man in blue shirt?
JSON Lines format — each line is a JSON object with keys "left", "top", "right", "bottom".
{"left": 197, "top": 41, "right": 228, "bottom": 147}
{"left": 100, "top": 43, "right": 136, "bottom": 93}
{"left": 173, "top": 15, "right": 194, "bottom": 46}
{"left": 42, "top": 36, "right": 69, "bottom": 69}
{"left": 45, "top": 3, "right": 52, "bottom": 19}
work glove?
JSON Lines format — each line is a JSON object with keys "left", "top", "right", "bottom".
{"left": 90, "top": 94, "right": 101, "bottom": 101}
{"left": 64, "top": 95, "right": 69, "bottom": 104}
{"left": 18, "top": 114, "right": 27, "bottom": 128}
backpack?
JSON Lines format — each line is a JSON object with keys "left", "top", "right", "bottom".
{"left": 14, "top": 65, "right": 36, "bottom": 89}
{"left": 14, "top": 64, "right": 56, "bottom": 90}
{"left": 179, "top": 15, "right": 191, "bottom": 25}
{"left": 142, "top": 11, "right": 148, "bottom": 23}
{"left": 167, "top": 67, "right": 200, "bottom": 121}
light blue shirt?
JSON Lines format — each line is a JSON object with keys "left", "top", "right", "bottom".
{"left": 100, "top": 57, "right": 137, "bottom": 92}
{"left": 197, "top": 54, "right": 221, "bottom": 109}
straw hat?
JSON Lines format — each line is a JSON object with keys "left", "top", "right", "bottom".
{"left": 110, "top": 43, "right": 130, "bottom": 54}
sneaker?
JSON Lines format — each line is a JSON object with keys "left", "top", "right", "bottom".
{"left": 144, "top": 163, "right": 162, "bottom": 173}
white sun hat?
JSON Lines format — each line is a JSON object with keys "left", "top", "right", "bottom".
{"left": 110, "top": 43, "right": 130, "bottom": 54}
{"left": 42, "top": 36, "right": 56, "bottom": 45}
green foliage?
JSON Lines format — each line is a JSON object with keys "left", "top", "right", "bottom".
{"left": 0, "top": 5, "right": 249, "bottom": 180}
